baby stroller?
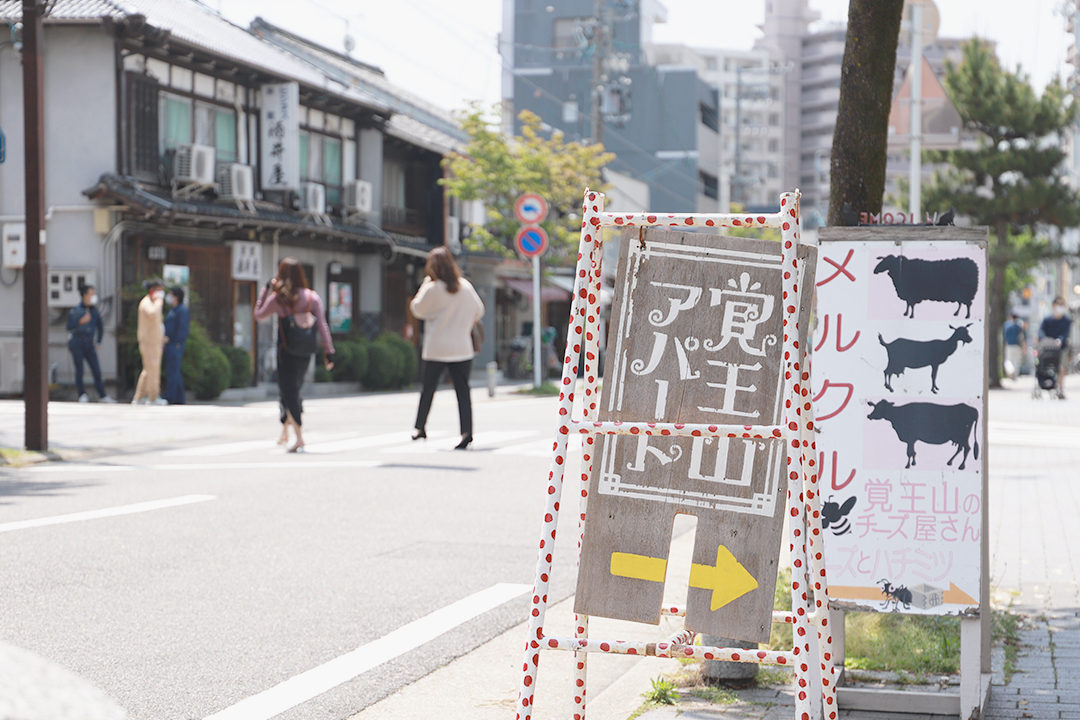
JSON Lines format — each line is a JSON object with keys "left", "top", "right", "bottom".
{"left": 1032, "top": 337, "right": 1065, "bottom": 399}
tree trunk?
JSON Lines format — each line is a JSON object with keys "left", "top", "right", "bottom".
{"left": 987, "top": 228, "right": 1008, "bottom": 389}
{"left": 827, "top": 0, "right": 905, "bottom": 226}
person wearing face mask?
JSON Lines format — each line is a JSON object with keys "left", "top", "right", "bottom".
{"left": 66, "top": 284, "right": 114, "bottom": 403}
{"left": 163, "top": 286, "right": 190, "bottom": 405}
{"left": 1039, "top": 296, "right": 1073, "bottom": 398}
{"left": 132, "top": 278, "right": 167, "bottom": 405}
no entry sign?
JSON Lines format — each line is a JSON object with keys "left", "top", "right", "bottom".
{"left": 515, "top": 225, "right": 548, "bottom": 258}
{"left": 514, "top": 193, "right": 548, "bottom": 224}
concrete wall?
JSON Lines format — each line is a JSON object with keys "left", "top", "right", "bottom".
{"left": 0, "top": 25, "right": 118, "bottom": 390}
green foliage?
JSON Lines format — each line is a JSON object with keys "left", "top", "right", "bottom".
{"left": 642, "top": 676, "right": 679, "bottom": 705}
{"left": 843, "top": 614, "right": 960, "bottom": 674}
{"left": 219, "top": 345, "right": 252, "bottom": 388}
{"left": 314, "top": 365, "right": 332, "bottom": 383}
{"left": 330, "top": 339, "right": 370, "bottom": 383}
{"left": 377, "top": 332, "right": 418, "bottom": 387}
{"left": 181, "top": 322, "right": 230, "bottom": 400}
{"left": 767, "top": 567, "right": 793, "bottom": 651}
{"left": 993, "top": 606, "right": 1022, "bottom": 683}
{"left": 441, "top": 106, "right": 615, "bottom": 265}
{"left": 363, "top": 341, "right": 402, "bottom": 390}
{"left": 923, "top": 39, "right": 1080, "bottom": 384}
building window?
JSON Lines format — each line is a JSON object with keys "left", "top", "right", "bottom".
{"left": 699, "top": 102, "right": 719, "bottom": 133}
{"left": 300, "top": 131, "right": 344, "bottom": 205}
{"left": 161, "top": 93, "right": 192, "bottom": 150}
{"left": 160, "top": 93, "right": 237, "bottom": 164}
{"left": 127, "top": 72, "right": 160, "bottom": 179}
{"left": 768, "top": 113, "right": 780, "bottom": 126}
{"left": 699, "top": 170, "right": 719, "bottom": 200}
{"left": 768, "top": 139, "right": 779, "bottom": 152}
{"left": 553, "top": 18, "right": 588, "bottom": 49}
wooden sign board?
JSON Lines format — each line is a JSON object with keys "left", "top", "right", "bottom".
{"left": 574, "top": 229, "right": 816, "bottom": 642}
{"left": 814, "top": 227, "right": 988, "bottom": 617}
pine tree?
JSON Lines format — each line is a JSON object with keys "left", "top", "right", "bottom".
{"left": 924, "top": 39, "right": 1080, "bottom": 386}
{"left": 441, "top": 106, "right": 614, "bottom": 264}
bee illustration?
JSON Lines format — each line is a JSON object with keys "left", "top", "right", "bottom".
{"left": 821, "top": 495, "right": 856, "bottom": 536}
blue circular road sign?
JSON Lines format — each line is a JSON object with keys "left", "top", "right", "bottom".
{"left": 515, "top": 225, "right": 549, "bottom": 258}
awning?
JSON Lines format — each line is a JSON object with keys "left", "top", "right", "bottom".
{"left": 548, "top": 275, "right": 613, "bottom": 306}
{"left": 502, "top": 277, "right": 571, "bottom": 303}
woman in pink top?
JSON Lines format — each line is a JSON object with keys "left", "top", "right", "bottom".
{"left": 255, "top": 257, "right": 335, "bottom": 452}
{"left": 410, "top": 247, "right": 485, "bottom": 449}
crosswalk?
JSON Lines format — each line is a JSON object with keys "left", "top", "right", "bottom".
{"left": 987, "top": 421, "right": 1080, "bottom": 450}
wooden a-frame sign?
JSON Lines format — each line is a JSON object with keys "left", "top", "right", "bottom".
{"left": 574, "top": 229, "right": 816, "bottom": 642}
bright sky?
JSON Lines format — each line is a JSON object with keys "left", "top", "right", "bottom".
{"left": 216, "top": 0, "right": 1067, "bottom": 115}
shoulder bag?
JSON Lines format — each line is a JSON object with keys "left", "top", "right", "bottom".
{"left": 279, "top": 291, "right": 318, "bottom": 357}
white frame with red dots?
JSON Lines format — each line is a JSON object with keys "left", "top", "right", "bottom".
{"left": 515, "top": 189, "right": 839, "bottom": 720}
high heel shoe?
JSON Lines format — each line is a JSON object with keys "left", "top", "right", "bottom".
{"left": 453, "top": 433, "right": 473, "bottom": 450}
{"left": 411, "top": 428, "right": 427, "bottom": 441}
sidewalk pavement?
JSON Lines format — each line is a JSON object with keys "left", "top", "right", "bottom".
{"left": 629, "top": 379, "right": 1080, "bottom": 720}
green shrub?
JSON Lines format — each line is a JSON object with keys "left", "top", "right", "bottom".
{"left": 330, "top": 339, "right": 369, "bottom": 382}
{"left": 314, "top": 365, "right": 332, "bottom": 383}
{"left": 220, "top": 345, "right": 252, "bottom": 388}
{"left": 377, "top": 332, "right": 418, "bottom": 387}
{"left": 180, "top": 322, "right": 230, "bottom": 400}
{"left": 364, "top": 341, "right": 402, "bottom": 390}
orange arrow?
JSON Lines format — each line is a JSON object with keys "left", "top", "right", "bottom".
{"left": 610, "top": 545, "right": 759, "bottom": 611}
{"left": 943, "top": 582, "right": 978, "bottom": 606}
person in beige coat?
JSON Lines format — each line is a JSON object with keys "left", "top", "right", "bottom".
{"left": 132, "top": 279, "right": 166, "bottom": 405}
{"left": 410, "top": 247, "right": 484, "bottom": 449}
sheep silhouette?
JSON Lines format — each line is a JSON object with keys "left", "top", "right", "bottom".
{"left": 879, "top": 324, "right": 974, "bottom": 393}
{"left": 873, "top": 255, "right": 979, "bottom": 319}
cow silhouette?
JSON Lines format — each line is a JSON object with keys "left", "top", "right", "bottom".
{"left": 873, "top": 255, "right": 979, "bottom": 319}
{"left": 879, "top": 324, "right": 974, "bottom": 393}
{"left": 866, "top": 400, "right": 980, "bottom": 470}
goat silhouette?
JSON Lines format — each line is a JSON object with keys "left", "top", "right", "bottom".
{"left": 879, "top": 324, "right": 974, "bottom": 393}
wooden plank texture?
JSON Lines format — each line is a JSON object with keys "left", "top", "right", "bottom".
{"left": 574, "top": 229, "right": 816, "bottom": 642}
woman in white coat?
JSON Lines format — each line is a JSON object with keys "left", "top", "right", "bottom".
{"left": 409, "top": 247, "right": 485, "bottom": 449}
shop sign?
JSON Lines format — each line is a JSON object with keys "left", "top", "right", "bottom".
{"left": 260, "top": 82, "right": 300, "bottom": 191}
{"left": 230, "top": 241, "right": 262, "bottom": 282}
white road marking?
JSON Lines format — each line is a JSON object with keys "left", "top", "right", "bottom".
{"left": 382, "top": 430, "right": 538, "bottom": 454}
{"left": 202, "top": 582, "right": 531, "bottom": 720}
{"left": 0, "top": 495, "right": 215, "bottom": 534}
{"left": 303, "top": 430, "right": 451, "bottom": 454}
{"left": 988, "top": 421, "right": 1080, "bottom": 450}
{"left": 495, "top": 432, "right": 580, "bottom": 457}
{"left": 163, "top": 432, "right": 357, "bottom": 456}
{"left": 25, "top": 461, "right": 382, "bottom": 473}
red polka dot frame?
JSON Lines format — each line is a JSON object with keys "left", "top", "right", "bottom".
{"left": 516, "top": 189, "right": 836, "bottom": 720}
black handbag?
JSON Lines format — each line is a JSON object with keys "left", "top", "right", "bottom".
{"left": 278, "top": 294, "right": 318, "bottom": 357}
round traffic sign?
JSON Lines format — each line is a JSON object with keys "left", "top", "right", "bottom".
{"left": 514, "top": 193, "right": 548, "bottom": 224}
{"left": 515, "top": 225, "right": 549, "bottom": 258}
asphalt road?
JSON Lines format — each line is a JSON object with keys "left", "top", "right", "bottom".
{"left": 0, "top": 386, "right": 581, "bottom": 719}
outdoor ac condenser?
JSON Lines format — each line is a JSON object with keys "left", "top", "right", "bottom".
{"left": 174, "top": 143, "right": 216, "bottom": 186}
{"left": 218, "top": 164, "right": 255, "bottom": 203}
{"left": 344, "top": 179, "right": 373, "bottom": 214}
{"left": 301, "top": 182, "right": 326, "bottom": 215}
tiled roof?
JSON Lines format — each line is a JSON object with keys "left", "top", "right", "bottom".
{"left": 250, "top": 18, "right": 467, "bottom": 154}
{"left": 84, "top": 173, "right": 392, "bottom": 246}
{"left": 1, "top": 0, "right": 390, "bottom": 114}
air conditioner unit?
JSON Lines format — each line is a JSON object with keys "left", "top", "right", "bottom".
{"left": 174, "top": 143, "right": 216, "bottom": 186}
{"left": 344, "top": 179, "right": 373, "bottom": 214}
{"left": 218, "top": 163, "right": 254, "bottom": 203}
{"left": 301, "top": 182, "right": 326, "bottom": 215}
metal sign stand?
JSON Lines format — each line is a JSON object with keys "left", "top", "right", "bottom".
{"left": 516, "top": 190, "right": 838, "bottom": 720}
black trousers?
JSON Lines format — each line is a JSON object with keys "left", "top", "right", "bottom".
{"left": 69, "top": 337, "right": 105, "bottom": 397}
{"left": 414, "top": 359, "right": 473, "bottom": 435}
{"left": 277, "top": 350, "right": 311, "bottom": 427}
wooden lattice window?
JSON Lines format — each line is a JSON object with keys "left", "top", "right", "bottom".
{"left": 127, "top": 72, "right": 160, "bottom": 180}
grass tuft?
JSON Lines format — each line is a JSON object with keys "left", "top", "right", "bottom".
{"left": 514, "top": 382, "right": 561, "bottom": 395}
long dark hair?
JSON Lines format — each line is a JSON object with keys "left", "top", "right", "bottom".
{"left": 274, "top": 257, "right": 309, "bottom": 307}
{"left": 425, "top": 246, "right": 461, "bottom": 294}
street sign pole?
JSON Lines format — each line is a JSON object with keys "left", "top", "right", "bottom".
{"left": 532, "top": 254, "right": 541, "bottom": 388}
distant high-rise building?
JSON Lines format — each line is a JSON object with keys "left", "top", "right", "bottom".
{"left": 500, "top": 0, "right": 721, "bottom": 213}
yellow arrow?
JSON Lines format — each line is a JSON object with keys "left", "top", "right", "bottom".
{"left": 610, "top": 545, "right": 759, "bottom": 611}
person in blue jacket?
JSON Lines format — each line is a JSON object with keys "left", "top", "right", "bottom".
{"left": 163, "top": 286, "right": 191, "bottom": 405}
{"left": 66, "top": 284, "right": 113, "bottom": 403}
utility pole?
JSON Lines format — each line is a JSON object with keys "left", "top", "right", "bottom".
{"left": 589, "top": 0, "right": 606, "bottom": 144}
{"left": 21, "top": 0, "right": 48, "bottom": 450}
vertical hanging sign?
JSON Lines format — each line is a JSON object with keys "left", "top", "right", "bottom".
{"left": 260, "top": 82, "right": 300, "bottom": 191}
{"left": 814, "top": 226, "right": 988, "bottom": 615}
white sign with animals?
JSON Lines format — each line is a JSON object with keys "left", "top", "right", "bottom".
{"left": 813, "top": 229, "right": 987, "bottom": 615}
